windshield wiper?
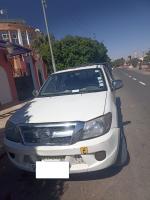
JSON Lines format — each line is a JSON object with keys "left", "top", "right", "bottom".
{"left": 39, "top": 90, "right": 73, "bottom": 97}
{"left": 78, "top": 86, "right": 101, "bottom": 93}
{"left": 39, "top": 87, "right": 103, "bottom": 97}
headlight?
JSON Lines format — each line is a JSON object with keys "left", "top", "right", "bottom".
{"left": 82, "top": 112, "right": 112, "bottom": 140}
{"left": 5, "top": 121, "right": 22, "bottom": 143}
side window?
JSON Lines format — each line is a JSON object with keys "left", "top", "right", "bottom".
{"left": 104, "top": 67, "right": 114, "bottom": 91}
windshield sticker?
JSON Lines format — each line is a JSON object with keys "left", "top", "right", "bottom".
{"left": 98, "top": 79, "right": 103, "bottom": 83}
{"left": 72, "top": 89, "right": 79, "bottom": 93}
{"left": 99, "top": 83, "right": 104, "bottom": 87}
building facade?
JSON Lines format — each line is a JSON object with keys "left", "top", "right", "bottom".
{"left": 0, "top": 19, "right": 37, "bottom": 48}
{"left": 0, "top": 20, "right": 47, "bottom": 106}
{"left": 0, "top": 19, "right": 40, "bottom": 78}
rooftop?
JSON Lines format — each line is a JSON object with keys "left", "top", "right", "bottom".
{"left": 0, "top": 19, "right": 26, "bottom": 24}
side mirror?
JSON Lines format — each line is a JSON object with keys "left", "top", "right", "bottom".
{"left": 32, "top": 89, "right": 39, "bottom": 97}
{"left": 112, "top": 80, "right": 123, "bottom": 90}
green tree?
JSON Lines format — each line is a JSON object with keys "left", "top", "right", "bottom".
{"left": 32, "top": 33, "right": 55, "bottom": 73}
{"left": 130, "top": 58, "right": 139, "bottom": 68}
{"left": 54, "top": 35, "right": 110, "bottom": 70}
{"left": 143, "top": 51, "right": 150, "bottom": 64}
{"left": 32, "top": 34, "right": 110, "bottom": 73}
{"left": 112, "top": 57, "right": 125, "bottom": 68}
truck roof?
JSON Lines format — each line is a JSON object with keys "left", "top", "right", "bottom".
{"left": 53, "top": 64, "right": 104, "bottom": 74}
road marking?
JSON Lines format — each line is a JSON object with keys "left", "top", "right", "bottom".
{"left": 139, "top": 81, "right": 146, "bottom": 86}
{"left": 133, "top": 78, "right": 137, "bottom": 80}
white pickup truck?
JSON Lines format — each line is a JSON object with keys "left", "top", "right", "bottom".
{"left": 4, "top": 64, "right": 127, "bottom": 178}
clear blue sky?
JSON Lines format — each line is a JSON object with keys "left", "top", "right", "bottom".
{"left": 1, "top": 0, "right": 150, "bottom": 59}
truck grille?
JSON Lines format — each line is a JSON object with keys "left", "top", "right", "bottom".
{"left": 19, "top": 122, "right": 84, "bottom": 146}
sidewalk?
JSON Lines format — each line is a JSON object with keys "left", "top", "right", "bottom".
{"left": 0, "top": 101, "right": 28, "bottom": 158}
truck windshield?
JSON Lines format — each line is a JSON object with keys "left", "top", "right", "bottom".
{"left": 39, "top": 68, "right": 107, "bottom": 97}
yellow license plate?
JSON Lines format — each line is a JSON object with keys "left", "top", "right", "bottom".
{"left": 80, "top": 147, "right": 88, "bottom": 154}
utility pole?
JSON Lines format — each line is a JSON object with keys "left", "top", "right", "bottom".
{"left": 41, "top": 0, "right": 56, "bottom": 72}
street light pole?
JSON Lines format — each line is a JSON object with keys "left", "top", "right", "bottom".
{"left": 41, "top": 0, "right": 56, "bottom": 72}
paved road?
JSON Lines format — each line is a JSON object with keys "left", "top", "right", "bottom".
{"left": 0, "top": 68, "right": 150, "bottom": 200}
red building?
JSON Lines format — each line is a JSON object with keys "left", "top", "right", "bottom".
{"left": 0, "top": 19, "right": 37, "bottom": 48}
{"left": 0, "top": 19, "right": 48, "bottom": 106}
{"left": 0, "top": 40, "right": 47, "bottom": 106}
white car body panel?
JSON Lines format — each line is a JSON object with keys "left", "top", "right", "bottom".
{"left": 4, "top": 127, "right": 119, "bottom": 173}
{"left": 11, "top": 92, "right": 107, "bottom": 124}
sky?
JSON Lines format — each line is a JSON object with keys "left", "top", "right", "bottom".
{"left": 0, "top": 0, "right": 150, "bottom": 59}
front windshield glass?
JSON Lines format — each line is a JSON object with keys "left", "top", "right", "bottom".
{"left": 39, "top": 68, "right": 107, "bottom": 97}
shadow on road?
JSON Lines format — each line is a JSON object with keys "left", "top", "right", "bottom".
{"left": 0, "top": 128, "right": 5, "bottom": 160}
{"left": 115, "top": 97, "right": 130, "bottom": 167}
{"left": 70, "top": 97, "right": 130, "bottom": 181}
{"left": 0, "top": 109, "right": 19, "bottom": 120}
{"left": 0, "top": 159, "right": 65, "bottom": 200}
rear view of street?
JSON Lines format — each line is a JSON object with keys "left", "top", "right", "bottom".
{"left": 0, "top": 68, "right": 150, "bottom": 200}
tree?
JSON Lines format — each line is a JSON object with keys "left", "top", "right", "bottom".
{"left": 112, "top": 57, "right": 125, "bottom": 68}
{"left": 32, "top": 33, "right": 55, "bottom": 73}
{"left": 54, "top": 35, "right": 110, "bottom": 70}
{"left": 143, "top": 51, "right": 150, "bottom": 64}
{"left": 32, "top": 35, "right": 110, "bottom": 73}
{"left": 130, "top": 58, "right": 139, "bottom": 68}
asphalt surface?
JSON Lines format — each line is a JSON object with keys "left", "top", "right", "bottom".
{"left": 0, "top": 68, "right": 150, "bottom": 200}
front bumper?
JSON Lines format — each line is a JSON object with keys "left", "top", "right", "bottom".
{"left": 4, "top": 128, "right": 120, "bottom": 174}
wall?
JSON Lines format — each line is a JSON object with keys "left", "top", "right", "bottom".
{"left": 0, "top": 65, "right": 12, "bottom": 104}
{"left": 0, "top": 49, "right": 18, "bottom": 105}
{"left": 25, "top": 55, "right": 48, "bottom": 90}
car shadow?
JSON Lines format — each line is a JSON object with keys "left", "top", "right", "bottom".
{"left": 69, "top": 96, "right": 130, "bottom": 181}
{"left": 0, "top": 128, "right": 6, "bottom": 160}
{"left": 0, "top": 109, "right": 19, "bottom": 120}
{"left": 114, "top": 97, "right": 130, "bottom": 167}
{"left": 7, "top": 101, "right": 35, "bottom": 123}
{"left": 0, "top": 160, "right": 65, "bottom": 200}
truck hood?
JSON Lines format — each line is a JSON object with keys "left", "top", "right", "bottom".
{"left": 10, "top": 92, "right": 107, "bottom": 124}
